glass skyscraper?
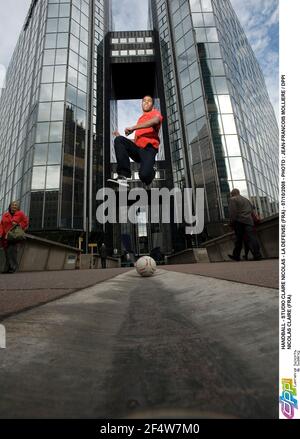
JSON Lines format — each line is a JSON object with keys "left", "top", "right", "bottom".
{"left": 0, "top": 0, "right": 278, "bottom": 253}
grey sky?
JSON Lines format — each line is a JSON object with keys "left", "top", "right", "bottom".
{"left": 0, "top": 0, "right": 31, "bottom": 68}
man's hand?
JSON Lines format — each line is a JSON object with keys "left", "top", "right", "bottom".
{"left": 112, "top": 130, "right": 120, "bottom": 137}
{"left": 125, "top": 126, "right": 135, "bottom": 136}
{"left": 12, "top": 221, "right": 17, "bottom": 226}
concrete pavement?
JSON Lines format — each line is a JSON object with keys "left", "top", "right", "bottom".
{"left": 163, "top": 259, "right": 279, "bottom": 289}
{"left": 0, "top": 268, "right": 131, "bottom": 319}
{"left": 0, "top": 268, "right": 278, "bottom": 419}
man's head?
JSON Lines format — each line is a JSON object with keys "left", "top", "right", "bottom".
{"left": 142, "top": 95, "right": 154, "bottom": 112}
{"left": 230, "top": 188, "right": 240, "bottom": 197}
{"left": 9, "top": 200, "right": 20, "bottom": 214}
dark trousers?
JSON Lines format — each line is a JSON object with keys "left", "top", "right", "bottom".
{"left": 101, "top": 257, "right": 106, "bottom": 269}
{"left": 233, "top": 222, "right": 261, "bottom": 260}
{"left": 4, "top": 243, "right": 19, "bottom": 272}
{"left": 114, "top": 136, "right": 158, "bottom": 185}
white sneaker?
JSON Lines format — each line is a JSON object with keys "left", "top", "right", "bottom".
{"left": 107, "top": 175, "right": 130, "bottom": 187}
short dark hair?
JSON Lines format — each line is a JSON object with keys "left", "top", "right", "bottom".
{"left": 231, "top": 188, "right": 240, "bottom": 196}
{"left": 143, "top": 95, "right": 153, "bottom": 101}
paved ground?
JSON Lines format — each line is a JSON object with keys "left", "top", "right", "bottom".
{"left": 0, "top": 268, "right": 130, "bottom": 320}
{"left": 0, "top": 268, "right": 278, "bottom": 419}
{"left": 164, "top": 259, "right": 279, "bottom": 289}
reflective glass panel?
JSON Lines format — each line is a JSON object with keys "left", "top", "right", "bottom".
{"left": 56, "top": 49, "right": 68, "bottom": 64}
{"left": 60, "top": 3, "right": 70, "bottom": 17}
{"left": 48, "top": 4, "right": 59, "bottom": 17}
{"left": 203, "top": 13, "right": 215, "bottom": 26}
{"left": 230, "top": 157, "right": 245, "bottom": 179}
{"left": 222, "top": 114, "right": 237, "bottom": 134}
{"left": 41, "top": 66, "right": 54, "bottom": 83}
{"left": 54, "top": 65, "right": 66, "bottom": 82}
{"left": 218, "top": 95, "right": 233, "bottom": 113}
{"left": 36, "top": 123, "right": 50, "bottom": 143}
{"left": 40, "top": 84, "right": 53, "bottom": 101}
{"left": 38, "top": 103, "right": 51, "bottom": 121}
{"left": 77, "top": 90, "right": 87, "bottom": 110}
{"left": 214, "top": 77, "right": 228, "bottom": 94}
{"left": 71, "top": 19, "right": 80, "bottom": 38}
{"left": 78, "top": 73, "right": 87, "bottom": 91}
{"left": 34, "top": 144, "right": 48, "bottom": 165}
{"left": 48, "top": 143, "right": 62, "bottom": 165}
{"left": 207, "top": 43, "right": 221, "bottom": 58}
{"left": 225, "top": 135, "right": 241, "bottom": 156}
{"left": 32, "top": 166, "right": 46, "bottom": 190}
{"left": 69, "top": 50, "right": 79, "bottom": 69}
{"left": 46, "top": 166, "right": 60, "bottom": 189}
{"left": 57, "top": 33, "right": 69, "bottom": 48}
{"left": 78, "top": 56, "right": 87, "bottom": 75}
{"left": 49, "top": 122, "right": 63, "bottom": 142}
{"left": 58, "top": 18, "right": 69, "bottom": 32}
{"left": 53, "top": 83, "right": 65, "bottom": 101}
{"left": 45, "top": 33, "right": 57, "bottom": 49}
{"left": 66, "top": 84, "right": 77, "bottom": 105}
{"left": 46, "top": 18, "right": 58, "bottom": 33}
{"left": 190, "top": 0, "right": 201, "bottom": 12}
{"left": 201, "top": 0, "right": 213, "bottom": 12}
{"left": 51, "top": 102, "right": 65, "bottom": 120}
{"left": 192, "top": 13, "right": 204, "bottom": 27}
{"left": 68, "top": 66, "right": 78, "bottom": 86}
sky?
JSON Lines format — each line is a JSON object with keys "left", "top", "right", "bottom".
{"left": 0, "top": 0, "right": 279, "bottom": 134}
{"left": 111, "top": 0, "right": 279, "bottom": 134}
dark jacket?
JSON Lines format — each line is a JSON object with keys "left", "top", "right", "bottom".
{"left": 99, "top": 245, "right": 107, "bottom": 258}
{"left": 228, "top": 195, "right": 254, "bottom": 226}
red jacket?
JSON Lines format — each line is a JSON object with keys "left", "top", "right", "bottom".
{"left": 0, "top": 210, "right": 29, "bottom": 247}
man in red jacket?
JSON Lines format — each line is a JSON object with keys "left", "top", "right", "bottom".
{"left": 0, "top": 201, "right": 29, "bottom": 273}
{"left": 108, "top": 96, "right": 163, "bottom": 187}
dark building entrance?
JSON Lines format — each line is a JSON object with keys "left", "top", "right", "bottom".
{"left": 100, "top": 30, "right": 179, "bottom": 258}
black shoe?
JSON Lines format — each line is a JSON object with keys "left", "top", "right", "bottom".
{"left": 253, "top": 255, "right": 262, "bottom": 261}
{"left": 107, "top": 175, "right": 130, "bottom": 187}
{"left": 228, "top": 254, "right": 241, "bottom": 261}
{"left": 8, "top": 268, "right": 16, "bottom": 273}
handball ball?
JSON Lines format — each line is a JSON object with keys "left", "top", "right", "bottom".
{"left": 135, "top": 256, "right": 157, "bottom": 277}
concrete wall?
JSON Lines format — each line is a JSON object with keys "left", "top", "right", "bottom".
{"left": 166, "top": 248, "right": 209, "bottom": 265}
{"left": 203, "top": 215, "right": 279, "bottom": 262}
{"left": 80, "top": 254, "right": 121, "bottom": 269}
{"left": 0, "top": 234, "right": 80, "bottom": 272}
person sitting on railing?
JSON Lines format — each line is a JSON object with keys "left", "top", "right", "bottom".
{"left": 0, "top": 201, "right": 29, "bottom": 273}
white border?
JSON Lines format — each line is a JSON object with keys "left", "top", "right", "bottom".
{"left": 279, "top": 0, "right": 300, "bottom": 420}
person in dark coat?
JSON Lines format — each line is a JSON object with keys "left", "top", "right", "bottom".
{"left": 99, "top": 243, "right": 107, "bottom": 269}
{"left": 228, "top": 189, "right": 262, "bottom": 261}
{"left": 0, "top": 201, "right": 29, "bottom": 273}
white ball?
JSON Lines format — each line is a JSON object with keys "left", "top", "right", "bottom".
{"left": 135, "top": 256, "right": 157, "bottom": 277}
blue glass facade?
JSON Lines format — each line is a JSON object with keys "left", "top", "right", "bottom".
{"left": 0, "top": 0, "right": 278, "bottom": 249}
{"left": 150, "top": 0, "right": 279, "bottom": 221}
